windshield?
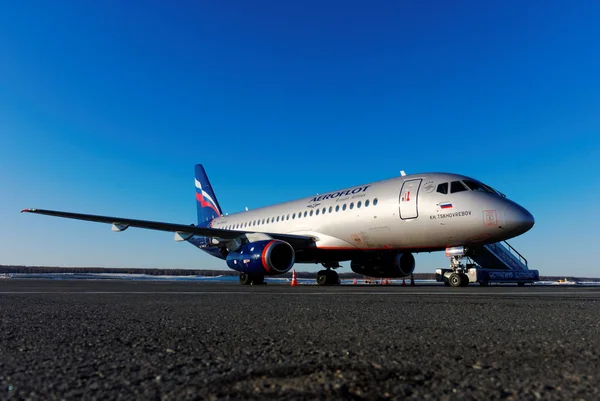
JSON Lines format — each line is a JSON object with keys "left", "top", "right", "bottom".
{"left": 463, "top": 180, "right": 494, "bottom": 193}
{"left": 463, "top": 180, "right": 506, "bottom": 197}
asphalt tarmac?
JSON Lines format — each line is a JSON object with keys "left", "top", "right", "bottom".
{"left": 1, "top": 280, "right": 598, "bottom": 400}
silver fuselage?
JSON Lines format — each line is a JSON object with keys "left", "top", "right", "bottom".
{"left": 207, "top": 173, "right": 534, "bottom": 262}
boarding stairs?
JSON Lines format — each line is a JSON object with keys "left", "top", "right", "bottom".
{"left": 467, "top": 241, "right": 529, "bottom": 271}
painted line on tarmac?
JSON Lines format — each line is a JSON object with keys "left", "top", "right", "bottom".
{"left": 0, "top": 290, "right": 597, "bottom": 296}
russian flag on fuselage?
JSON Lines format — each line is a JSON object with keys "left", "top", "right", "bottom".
{"left": 440, "top": 202, "right": 453, "bottom": 209}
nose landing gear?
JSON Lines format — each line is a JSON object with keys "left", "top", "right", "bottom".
{"left": 445, "top": 255, "right": 470, "bottom": 287}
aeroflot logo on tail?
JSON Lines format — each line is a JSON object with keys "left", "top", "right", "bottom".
{"left": 310, "top": 185, "right": 371, "bottom": 202}
{"left": 195, "top": 178, "right": 221, "bottom": 216}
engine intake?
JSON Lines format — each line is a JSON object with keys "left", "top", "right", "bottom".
{"left": 226, "top": 240, "right": 295, "bottom": 275}
{"left": 351, "top": 252, "right": 415, "bottom": 278}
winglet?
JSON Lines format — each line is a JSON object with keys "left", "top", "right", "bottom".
{"left": 21, "top": 208, "right": 34, "bottom": 213}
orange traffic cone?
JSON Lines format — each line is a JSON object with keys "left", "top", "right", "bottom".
{"left": 402, "top": 278, "right": 406, "bottom": 286}
{"left": 353, "top": 278, "right": 357, "bottom": 285}
{"left": 410, "top": 274, "right": 415, "bottom": 286}
{"left": 290, "top": 269, "right": 298, "bottom": 287}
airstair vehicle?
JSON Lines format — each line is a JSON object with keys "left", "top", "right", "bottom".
{"left": 436, "top": 241, "right": 539, "bottom": 287}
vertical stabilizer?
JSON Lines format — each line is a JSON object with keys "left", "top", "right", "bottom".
{"left": 195, "top": 164, "right": 223, "bottom": 226}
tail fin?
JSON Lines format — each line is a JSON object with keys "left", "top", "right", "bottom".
{"left": 195, "top": 164, "right": 223, "bottom": 226}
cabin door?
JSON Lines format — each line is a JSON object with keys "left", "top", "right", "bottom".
{"left": 399, "top": 179, "right": 422, "bottom": 219}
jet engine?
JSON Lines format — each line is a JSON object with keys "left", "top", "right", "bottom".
{"left": 350, "top": 252, "right": 415, "bottom": 278}
{"left": 226, "top": 240, "right": 295, "bottom": 275}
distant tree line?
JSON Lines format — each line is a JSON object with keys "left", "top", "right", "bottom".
{"left": 0, "top": 265, "right": 596, "bottom": 282}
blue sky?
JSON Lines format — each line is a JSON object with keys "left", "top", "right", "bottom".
{"left": 1, "top": 1, "right": 599, "bottom": 277}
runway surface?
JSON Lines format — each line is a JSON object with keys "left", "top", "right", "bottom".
{"left": 1, "top": 280, "right": 598, "bottom": 400}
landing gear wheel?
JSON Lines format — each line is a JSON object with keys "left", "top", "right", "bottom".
{"left": 239, "top": 273, "right": 252, "bottom": 285}
{"left": 460, "top": 274, "right": 470, "bottom": 287}
{"left": 316, "top": 270, "right": 328, "bottom": 286}
{"left": 316, "top": 270, "right": 340, "bottom": 286}
{"left": 239, "top": 273, "right": 265, "bottom": 285}
{"left": 327, "top": 270, "right": 340, "bottom": 285}
{"left": 448, "top": 273, "right": 462, "bottom": 287}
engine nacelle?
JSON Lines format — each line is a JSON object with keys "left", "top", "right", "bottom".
{"left": 226, "top": 240, "right": 295, "bottom": 275}
{"left": 350, "top": 252, "right": 415, "bottom": 278}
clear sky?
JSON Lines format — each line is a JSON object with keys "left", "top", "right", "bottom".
{"left": 1, "top": 1, "right": 599, "bottom": 277}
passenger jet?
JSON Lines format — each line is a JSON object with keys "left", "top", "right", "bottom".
{"left": 22, "top": 165, "right": 534, "bottom": 286}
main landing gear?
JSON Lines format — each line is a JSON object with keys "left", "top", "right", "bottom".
{"left": 316, "top": 269, "right": 340, "bottom": 286}
{"left": 239, "top": 273, "right": 265, "bottom": 285}
{"left": 444, "top": 255, "right": 470, "bottom": 287}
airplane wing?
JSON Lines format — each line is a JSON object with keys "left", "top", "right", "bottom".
{"left": 21, "top": 208, "right": 316, "bottom": 249}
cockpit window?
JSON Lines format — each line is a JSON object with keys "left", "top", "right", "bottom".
{"left": 463, "top": 180, "right": 495, "bottom": 194}
{"left": 450, "top": 181, "right": 468, "bottom": 193}
{"left": 436, "top": 183, "right": 448, "bottom": 194}
{"left": 463, "top": 180, "right": 505, "bottom": 197}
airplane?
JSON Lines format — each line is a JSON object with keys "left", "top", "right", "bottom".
{"left": 21, "top": 164, "right": 534, "bottom": 286}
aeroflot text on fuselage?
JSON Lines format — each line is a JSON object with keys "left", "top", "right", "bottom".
{"left": 310, "top": 185, "right": 372, "bottom": 203}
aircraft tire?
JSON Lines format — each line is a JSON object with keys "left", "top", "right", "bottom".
{"left": 316, "top": 270, "right": 340, "bottom": 286}
{"left": 316, "top": 270, "right": 328, "bottom": 286}
{"left": 252, "top": 275, "right": 265, "bottom": 285}
{"left": 239, "top": 273, "right": 252, "bottom": 285}
{"left": 460, "top": 274, "right": 470, "bottom": 287}
{"left": 327, "top": 270, "right": 340, "bottom": 286}
{"left": 448, "top": 273, "right": 462, "bottom": 287}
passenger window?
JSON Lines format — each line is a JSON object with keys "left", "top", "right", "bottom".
{"left": 357, "top": 201, "right": 362, "bottom": 208}
{"left": 316, "top": 209, "right": 320, "bottom": 215}
{"left": 276, "top": 216, "right": 280, "bottom": 222}
{"left": 297, "top": 212, "right": 301, "bottom": 219}
{"left": 350, "top": 202, "right": 354, "bottom": 210}
{"left": 261, "top": 219, "right": 265, "bottom": 224}
{"left": 329, "top": 206, "right": 333, "bottom": 213}
{"left": 436, "top": 183, "right": 448, "bottom": 194}
{"left": 304, "top": 211, "right": 307, "bottom": 217}
{"left": 365, "top": 199, "right": 370, "bottom": 207}
{"left": 451, "top": 181, "right": 468, "bottom": 193}
{"left": 286, "top": 214, "right": 290, "bottom": 220}
{"left": 310, "top": 210, "right": 313, "bottom": 216}
{"left": 373, "top": 198, "right": 378, "bottom": 206}
{"left": 292, "top": 213, "right": 296, "bottom": 219}
{"left": 335, "top": 205, "right": 340, "bottom": 212}
{"left": 322, "top": 207, "right": 326, "bottom": 214}
{"left": 342, "top": 204, "right": 347, "bottom": 211}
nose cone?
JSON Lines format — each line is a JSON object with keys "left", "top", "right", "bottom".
{"left": 504, "top": 204, "right": 535, "bottom": 236}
